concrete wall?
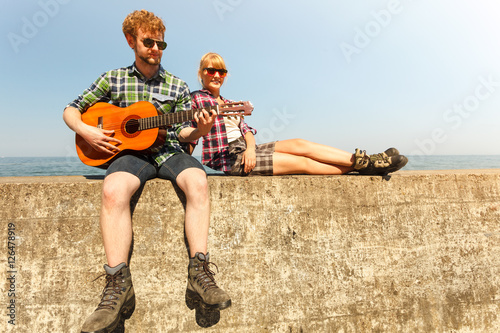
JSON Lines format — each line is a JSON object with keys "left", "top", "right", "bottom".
{"left": 1, "top": 170, "right": 499, "bottom": 332}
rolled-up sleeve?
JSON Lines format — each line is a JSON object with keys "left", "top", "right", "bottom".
{"left": 240, "top": 118, "right": 257, "bottom": 136}
{"left": 66, "top": 73, "right": 110, "bottom": 113}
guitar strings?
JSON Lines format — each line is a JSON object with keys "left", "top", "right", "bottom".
{"left": 89, "top": 112, "right": 198, "bottom": 131}
{"left": 87, "top": 107, "right": 245, "bottom": 131}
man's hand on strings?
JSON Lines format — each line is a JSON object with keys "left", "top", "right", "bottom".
{"left": 194, "top": 108, "right": 217, "bottom": 136}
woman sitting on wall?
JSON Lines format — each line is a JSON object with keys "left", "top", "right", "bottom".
{"left": 190, "top": 52, "right": 408, "bottom": 177}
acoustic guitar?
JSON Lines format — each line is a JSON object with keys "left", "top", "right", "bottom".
{"left": 76, "top": 100, "right": 253, "bottom": 168}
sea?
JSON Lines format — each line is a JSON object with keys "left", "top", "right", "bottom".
{"left": 1, "top": 155, "right": 500, "bottom": 177}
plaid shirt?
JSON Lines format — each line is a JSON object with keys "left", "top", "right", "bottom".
{"left": 191, "top": 90, "right": 256, "bottom": 172}
{"left": 67, "top": 63, "right": 192, "bottom": 166}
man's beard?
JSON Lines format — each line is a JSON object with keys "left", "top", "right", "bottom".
{"left": 138, "top": 54, "right": 161, "bottom": 66}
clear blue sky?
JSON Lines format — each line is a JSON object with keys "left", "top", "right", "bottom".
{"left": 1, "top": 0, "right": 499, "bottom": 157}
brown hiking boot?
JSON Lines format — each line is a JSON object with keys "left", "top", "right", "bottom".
{"left": 81, "top": 263, "right": 135, "bottom": 333}
{"left": 353, "top": 148, "right": 408, "bottom": 176}
{"left": 186, "top": 253, "right": 231, "bottom": 311}
{"left": 383, "top": 147, "right": 399, "bottom": 157}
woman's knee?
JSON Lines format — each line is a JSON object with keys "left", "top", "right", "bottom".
{"left": 277, "top": 138, "right": 310, "bottom": 152}
{"left": 294, "top": 138, "right": 312, "bottom": 150}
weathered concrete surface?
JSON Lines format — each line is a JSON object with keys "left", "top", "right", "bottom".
{"left": 1, "top": 170, "right": 499, "bottom": 332}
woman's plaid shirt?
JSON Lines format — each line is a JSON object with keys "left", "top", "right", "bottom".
{"left": 67, "top": 63, "right": 192, "bottom": 166}
{"left": 191, "top": 90, "right": 256, "bottom": 172}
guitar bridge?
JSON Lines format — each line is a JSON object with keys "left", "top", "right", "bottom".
{"left": 97, "top": 116, "right": 103, "bottom": 129}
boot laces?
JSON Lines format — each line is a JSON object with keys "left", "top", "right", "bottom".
{"left": 353, "top": 149, "right": 370, "bottom": 170}
{"left": 93, "top": 271, "right": 125, "bottom": 311}
{"left": 194, "top": 261, "right": 219, "bottom": 292}
{"left": 370, "top": 152, "right": 391, "bottom": 167}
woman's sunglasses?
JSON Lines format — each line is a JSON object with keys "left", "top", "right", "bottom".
{"left": 139, "top": 37, "right": 167, "bottom": 50}
{"left": 203, "top": 67, "right": 228, "bottom": 78}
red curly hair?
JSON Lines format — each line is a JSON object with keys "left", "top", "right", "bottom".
{"left": 122, "top": 9, "right": 165, "bottom": 37}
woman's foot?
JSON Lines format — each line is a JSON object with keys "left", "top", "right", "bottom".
{"left": 353, "top": 148, "right": 408, "bottom": 176}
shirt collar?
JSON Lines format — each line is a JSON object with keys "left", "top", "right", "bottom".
{"left": 200, "top": 89, "right": 227, "bottom": 103}
{"left": 128, "top": 62, "right": 167, "bottom": 81}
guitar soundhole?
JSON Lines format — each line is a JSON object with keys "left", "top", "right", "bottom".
{"left": 123, "top": 118, "right": 140, "bottom": 138}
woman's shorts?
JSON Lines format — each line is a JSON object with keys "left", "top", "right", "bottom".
{"left": 225, "top": 137, "right": 276, "bottom": 176}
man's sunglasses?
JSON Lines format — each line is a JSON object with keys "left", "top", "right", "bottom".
{"left": 137, "top": 37, "right": 167, "bottom": 50}
{"left": 203, "top": 67, "right": 228, "bottom": 77}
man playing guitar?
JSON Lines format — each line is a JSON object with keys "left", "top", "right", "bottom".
{"left": 63, "top": 10, "right": 231, "bottom": 333}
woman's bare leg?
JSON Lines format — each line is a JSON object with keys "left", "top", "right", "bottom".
{"left": 275, "top": 139, "right": 354, "bottom": 166}
{"left": 272, "top": 152, "right": 354, "bottom": 175}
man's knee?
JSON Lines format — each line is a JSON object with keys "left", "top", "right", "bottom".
{"left": 177, "top": 168, "right": 209, "bottom": 197}
{"left": 102, "top": 172, "right": 141, "bottom": 206}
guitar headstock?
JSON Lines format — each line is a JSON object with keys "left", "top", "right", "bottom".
{"left": 219, "top": 101, "right": 253, "bottom": 116}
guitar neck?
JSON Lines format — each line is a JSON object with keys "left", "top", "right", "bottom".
{"left": 138, "top": 105, "right": 219, "bottom": 131}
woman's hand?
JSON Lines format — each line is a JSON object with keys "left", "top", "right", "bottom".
{"left": 242, "top": 147, "right": 256, "bottom": 173}
{"left": 242, "top": 131, "right": 257, "bottom": 173}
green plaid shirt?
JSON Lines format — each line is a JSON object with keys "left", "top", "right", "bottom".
{"left": 67, "top": 63, "right": 192, "bottom": 166}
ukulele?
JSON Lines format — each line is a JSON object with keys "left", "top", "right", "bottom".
{"left": 76, "top": 100, "right": 253, "bottom": 168}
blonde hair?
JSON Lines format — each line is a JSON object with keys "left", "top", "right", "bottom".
{"left": 198, "top": 52, "right": 227, "bottom": 87}
{"left": 122, "top": 10, "right": 166, "bottom": 37}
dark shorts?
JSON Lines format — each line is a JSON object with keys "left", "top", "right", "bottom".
{"left": 225, "top": 137, "right": 276, "bottom": 176}
{"left": 106, "top": 153, "right": 205, "bottom": 186}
